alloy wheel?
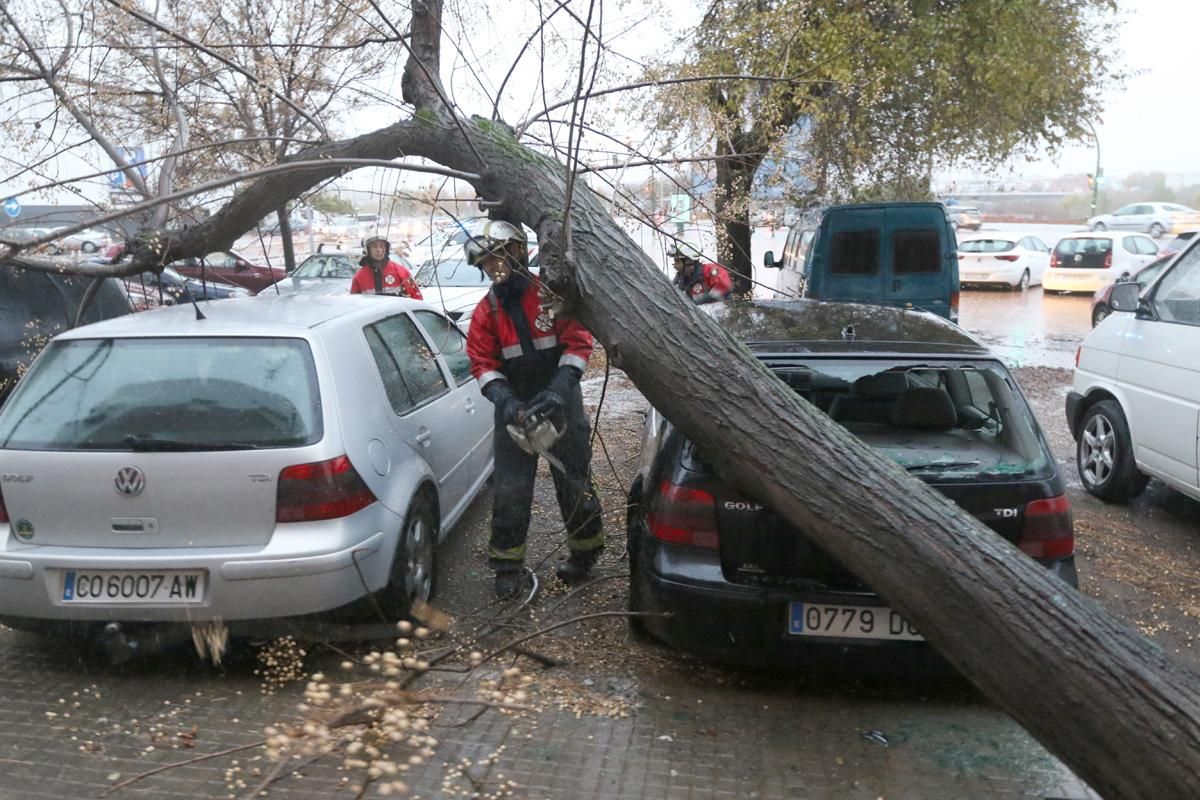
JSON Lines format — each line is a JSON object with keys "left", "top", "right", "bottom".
{"left": 403, "top": 515, "right": 434, "bottom": 605}
{"left": 1018, "top": 270, "right": 1030, "bottom": 290}
{"left": 1080, "top": 414, "right": 1115, "bottom": 487}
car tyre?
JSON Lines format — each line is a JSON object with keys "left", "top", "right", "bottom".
{"left": 1092, "top": 222, "right": 1106, "bottom": 232}
{"left": 1149, "top": 223, "right": 1165, "bottom": 239}
{"left": 81, "top": 241, "right": 97, "bottom": 253}
{"left": 1092, "top": 304, "right": 1110, "bottom": 327}
{"left": 1077, "top": 400, "right": 1150, "bottom": 502}
{"left": 1014, "top": 270, "right": 1030, "bottom": 291}
{"left": 625, "top": 479, "right": 653, "bottom": 642}
{"left": 378, "top": 493, "right": 438, "bottom": 618}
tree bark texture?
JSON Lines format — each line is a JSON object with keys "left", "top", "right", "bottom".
{"left": 388, "top": 116, "right": 1200, "bottom": 800}
{"left": 713, "top": 135, "right": 761, "bottom": 296}
{"left": 276, "top": 206, "right": 296, "bottom": 273}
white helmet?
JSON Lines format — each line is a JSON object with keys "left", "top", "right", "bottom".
{"left": 465, "top": 220, "right": 528, "bottom": 267}
{"left": 667, "top": 240, "right": 703, "bottom": 263}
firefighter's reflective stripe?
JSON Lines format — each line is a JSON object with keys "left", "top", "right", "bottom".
{"left": 477, "top": 370, "right": 506, "bottom": 391}
{"left": 501, "top": 334, "right": 559, "bottom": 360}
{"left": 566, "top": 530, "right": 605, "bottom": 553}
{"left": 489, "top": 543, "right": 527, "bottom": 561}
{"left": 500, "top": 343, "right": 524, "bottom": 359}
{"left": 559, "top": 354, "right": 587, "bottom": 372}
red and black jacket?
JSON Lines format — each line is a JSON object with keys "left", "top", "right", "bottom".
{"left": 350, "top": 259, "right": 423, "bottom": 299}
{"left": 674, "top": 261, "right": 732, "bottom": 304}
{"left": 467, "top": 277, "right": 592, "bottom": 399}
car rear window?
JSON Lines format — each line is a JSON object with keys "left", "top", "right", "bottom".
{"left": 0, "top": 337, "right": 322, "bottom": 451}
{"left": 959, "top": 239, "right": 1015, "bottom": 253}
{"left": 770, "top": 359, "right": 1053, "bottom": 481}
{"left": 1054, "top": 238, "right": 1112, "bottom": 269}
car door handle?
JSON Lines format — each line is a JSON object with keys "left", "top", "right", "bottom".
{"left": 464, "top": 399, "right": 476, "bottom": 415}
{"left": 415, "top": 429, "right": 433, "bottom": 447}
{"left": 892, "top": 279, "right": 901, "bottom": 291}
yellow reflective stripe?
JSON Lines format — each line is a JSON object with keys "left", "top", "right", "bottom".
{"left": 489, "top": 543, "right": 527, "bottom": 561}
{"left": 567, "top": 532, "right": 604, "bottom": 553}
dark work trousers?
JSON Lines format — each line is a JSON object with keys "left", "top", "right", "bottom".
{"left": 488, "top": 381, "right": 604, "bottom": 568}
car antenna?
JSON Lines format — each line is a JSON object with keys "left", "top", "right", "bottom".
{"left": 185, "top": 286, "right": 206, "bottom": 320}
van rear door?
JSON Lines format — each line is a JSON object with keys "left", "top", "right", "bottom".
{"left": 884, "top": 206, "right": 956, "bottom": 318}
{"left": 810, "top": 206, "right": 884, "bottom": 303}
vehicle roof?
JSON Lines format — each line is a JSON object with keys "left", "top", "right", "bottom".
{"left": 825, "top": 201, "right": 947, "bottom": 212}
{"left": 1058, "top": 231, "right": 1153, "bottom": 239}
{"left": 708, "top": 299, "right": 993, "bottom": 358}
{"left": 55, "top": 294, "right": 428, "bottom": 340}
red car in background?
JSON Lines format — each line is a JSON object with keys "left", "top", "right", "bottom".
{"left": 171, "top": 250, "right": 281, "bottom": 293}
{"left": 1090, "top": 255, "right": 1171, "bottom": 326}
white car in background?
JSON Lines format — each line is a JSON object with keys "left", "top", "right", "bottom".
{"left": 957, "top": 234, "right": 1051, "bottom": 289}
{"left": 1087, "top": 202, "right": 1200, "bottom": 238}
{"left": 1043, "top": 232, "right": 1160, "bottom": 294}
{"left": 1067, "top": 238, "right": 1200, "bottom": 503}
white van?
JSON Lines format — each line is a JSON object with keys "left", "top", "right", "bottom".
{"left": 1067, "top": 239, "right": 1200, "bottom": 502}
{"left": 1044, "top": 232, "right": 1160, "bottom": 293}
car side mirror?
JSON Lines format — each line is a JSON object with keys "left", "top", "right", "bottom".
{"left": 1109, "top": 281, "right": 1142, "bottom": 314}
{"left": 763, "top": 250, "right": 780, "bottom": 269}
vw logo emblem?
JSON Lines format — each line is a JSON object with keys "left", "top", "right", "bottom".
{"left": 114, "top": 466, "right": 145, "bottom": 496}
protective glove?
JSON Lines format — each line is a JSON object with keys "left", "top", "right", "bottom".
{"left": 483, "top": 380, "right": 525, "bottom": 428}
{"left": 530, "top": 365, "right": 582, "bottom": 421}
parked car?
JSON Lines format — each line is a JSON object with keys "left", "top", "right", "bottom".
{"left": 53, "top": 227, "right": 111, "bottom": 254}
{"left": 957, "top": 234, "right": 1050, "bottom": 290}
{"left": 1090, "top": 255, "right": 1170, "bottom": 326}
{"left": 947, "top": 205, "right": 983, "bottom": 231}
{"left": 1067, "top": 240, "right": 1200, "bottom": 504}
{"left": 763, "top": 202, "right": 960, "bottom": 321}
{"left": 1086, "top": 202, "right": 1200, "bottom": 238}
{"left": 766, "top": 225, "right": 816, "bottom": 298}
{"left": 121, "top": 267, "right": 251, "bottom": 310}
{"left": 1043, "top": 232, "right": 1160, "bottom": 294}
{"left": 628, "top": 299, "right": 1078, "bottom": 667}
{"left": 266, "top": 252, "right": 358, "bottom": 296}
{"left": 0, "top": 295, "right": 493, "bottom": 635}
{"left": 171, "top": 250, "right": 281, "bottom": 293}
{"left": 0, "top": 270, "right": 132, "bottom": 403}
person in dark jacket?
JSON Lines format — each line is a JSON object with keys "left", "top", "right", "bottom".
{"left": 350, "top": 236, "right": 423, "bottom": 298}
{"left": 669, "top": 240, "right": 732, "bottom": 304}
{"left": 464, "top": 220, "right": 603, "bottom": 598}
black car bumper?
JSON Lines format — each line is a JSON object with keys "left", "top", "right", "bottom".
{"left": 1065, "top": 391, "right": 1085, "bottom": 439}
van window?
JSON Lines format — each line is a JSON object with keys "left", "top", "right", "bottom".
{"left": 893, "top": 230, "right": 941, "bottom": 274}
{"left": 830, "top": 230, "right": 879, "bottom": 275}
{"left": 1153, "top": 249, "right": 1200, "bottom": 326}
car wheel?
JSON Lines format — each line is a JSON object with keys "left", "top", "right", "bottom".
{"left": 1092, "top": 304, "right": 1110, "bottom": 326}
{"left": 1015, "top": 270, "right": 1030, "bottom": 291}
{"left": 1077, "top": 400, "right": 1150, "bottom": 502}
{"left": 1092, "top": 222, "right": 1106, "bottom": 232}
{"left": 378, "top": 493, "right": 438, "bottom": 618}
{"left": 625, "top": 478, "right": 652, "bottom": 642}
{"left": 81, "top": 241, "right": 97, "bottom": 253}
{"left": 1149, "top": 223, "right": 1164, "bottom": 239}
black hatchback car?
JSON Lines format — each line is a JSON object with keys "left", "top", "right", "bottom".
{"left": 627, "top": 300, "right": 1077, "bottom": 667}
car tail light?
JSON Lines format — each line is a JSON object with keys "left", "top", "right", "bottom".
{"left": 957, "top": 253, "right": 965, "bottom": 260}
{"left": 276, "top": 455, "right": 377, "bottom": 523}
{"left": 645, "top": 479, "right": 719, "bottom": 549}
{"left": 1049, "top": 252, "right": 1059, "bottom": 269}
{"left": 1018, "top": 495, "right": 1074, "bottom": 559}
{"left": 994, "top": 254, "right": 1019, "bottom": 262}
{"left": 1103, "top": 251, "right": 1112, "bottom": 269}
{"left": 949, "top": 290, "right": 960, "bottom": 323}
{"left": 0, "top": 485, "right": 8, "bottom": 525}
{"left": 1075, "top": 346, "right": 1081, "bottom": 368}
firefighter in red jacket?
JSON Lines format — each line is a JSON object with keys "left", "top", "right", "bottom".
{"left": 465, "top": 220, "right": 603, "bottom": 598}
{"left": 668, "top": 240, "right": 732, "bottom": 304}
{"left": 350, "top": 236, "right": 423, "bottom": 298}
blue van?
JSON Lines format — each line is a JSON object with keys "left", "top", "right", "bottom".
{"left": 764, "top": 202, "right": 959, "bottom": 322}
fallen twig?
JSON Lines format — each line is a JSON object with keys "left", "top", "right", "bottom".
{"left": 102, "top": 740, "right": 265, "bottom": 796}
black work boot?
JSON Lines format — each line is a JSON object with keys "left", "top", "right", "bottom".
{"left": 555, "top": 548, "right": 601, "bottom": 586}
{"left": 494, "top": 564, "right": 524, "bottom": 599}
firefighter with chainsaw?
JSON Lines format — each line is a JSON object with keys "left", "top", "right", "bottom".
{"left": 465, "top": 220, "right": 604, "bottom": 598}
{"left": 669, "top": 240, "right": 732, "bottom": 304}
{"left": 350, "top": 235, "right": 423, "bottom": 298}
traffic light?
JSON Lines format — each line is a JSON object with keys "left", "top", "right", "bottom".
{"left": 1086, "top": 173, "right": 1095, "bottom": 190}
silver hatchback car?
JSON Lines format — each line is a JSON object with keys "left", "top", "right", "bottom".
{"left": 0, "top": 295, "right": 492, "bottom": 631}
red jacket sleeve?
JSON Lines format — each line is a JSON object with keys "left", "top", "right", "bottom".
{"left": 397, "top": 265, "right": 423, "bottom": 300}
{"left": 466, "top": 296, "right": 505, "bottom": 389}
{"left": 349, "top": 268, "right": 368, "bottom": 294}
{"left": 554, "top": 316, "right": 593, "bottom": 373}
{"left": 705, "top": 264, "right": 732, "bottom": 297}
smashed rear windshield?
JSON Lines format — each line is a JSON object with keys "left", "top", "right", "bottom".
{"left": 0, "top": 337, "right": 322, "bottom": 451}
{"left": 771, "top": 359, "right": 1053, "bottom": 481}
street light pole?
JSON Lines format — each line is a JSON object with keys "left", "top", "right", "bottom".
{"left": 1084, "top": 119, "right": 1101, "bottom": 217}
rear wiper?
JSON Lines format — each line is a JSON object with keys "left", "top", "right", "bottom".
{"left": 123, "top": 434, "right": 258, "bottom": 451}
{"left": 904, "top": 461, "right": 981, "bottom": 472}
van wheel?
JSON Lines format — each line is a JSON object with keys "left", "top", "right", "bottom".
{"left": 1077, "top": 400, "right": 1150, "bottom": 502}
{"left": 1092, "top": 304, "right": 1110, "bottom": 326}
{"left": 1015, "top": 270, "right": 1030, "bottom": 291}
{"left": 378, "top": 495, "right": 437, "bottom": 618}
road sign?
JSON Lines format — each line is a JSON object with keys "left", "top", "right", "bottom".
{"left": 2, "top": 197, "right": 20, "bottom": 219}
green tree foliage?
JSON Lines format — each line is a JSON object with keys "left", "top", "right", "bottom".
{"left": 308, "top": 193, "right": 357, "bottom": 217}
{"left": 651, "top": 0, "right": 1122, "bottom": 292}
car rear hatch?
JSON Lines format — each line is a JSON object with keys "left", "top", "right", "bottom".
{"left": 0, "top": 335, "right": 327, "bottom": 548}
{"left": 1054, "top": 238, "right": 1111, "bottom": 269}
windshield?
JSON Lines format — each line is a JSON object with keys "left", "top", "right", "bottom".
{"left": 0, "top": 337, "right": 323, "bottom": 451}
{"left": 959, "top": 239, "right": 1015, "bottom": 253}
{"left": 416, "top": 258, "right": 490, "bottom": 288}
{"left": 768, "top": 358, "right": 1052, "bottom": 481}
{"left": 293, "top": 255, "right": 357, "bottom": 279}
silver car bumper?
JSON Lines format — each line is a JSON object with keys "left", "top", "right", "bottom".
{"left": 0, "top": 504, "right": 400, "bottom": 622}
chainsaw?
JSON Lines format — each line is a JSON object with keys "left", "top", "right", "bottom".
{"left": 506, "top": 398, "right": 566, "bottom": 472}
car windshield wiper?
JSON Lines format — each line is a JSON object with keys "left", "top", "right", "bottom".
{"left": 904, "top": 461, "right": 981, "bottom": 472}
{"left": 123, "top": 434, "right": 259, "bottom": 451}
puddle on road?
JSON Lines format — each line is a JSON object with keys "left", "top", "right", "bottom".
{"left": 960, "top": 289, "right": 1093, "bottom": 369}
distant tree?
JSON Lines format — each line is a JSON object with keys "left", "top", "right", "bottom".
{"left": 308, "top": 193, "right": 357, "bottom": 217}
{"left": 647, "top": 0, "right": 1123, "bottom": 293}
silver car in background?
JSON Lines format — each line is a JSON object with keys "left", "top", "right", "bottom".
{"left": 0, "top": 295, "right": 492, "bottom": 632}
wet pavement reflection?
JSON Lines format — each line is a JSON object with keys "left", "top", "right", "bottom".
{"left": 959, "top": 287, "right": 1094, "bottom": 369}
